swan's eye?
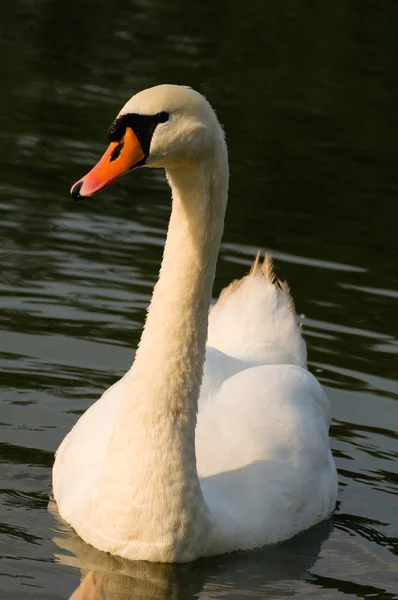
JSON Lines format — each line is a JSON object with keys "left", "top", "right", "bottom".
{"left": 157, "top": 111, "right": 169, "bottom": 124}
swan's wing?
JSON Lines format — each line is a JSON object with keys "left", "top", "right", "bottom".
{"left": 53, "top": 373, "right": 127, "bottom": 520}
{"left": 197, "top": 364, "right": 337, "bottom": 549}
{"left": 197, "top": 363, "right": 332, "bottom": 477}
{"left": 200, "top": 346, "right": 261, "bottom": 407}
{"left": 208, "top": 254, "right": 307, "bottom": 367}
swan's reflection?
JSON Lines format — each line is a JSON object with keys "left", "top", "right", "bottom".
{"left": 50, "top": 501, "right": 334, "bottom": 600}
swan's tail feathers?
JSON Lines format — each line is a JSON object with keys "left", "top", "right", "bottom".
{"left": 69, "top": 572, "right": 107, "bottom": 600}
{"left": 208, "top": 252, "right": 307, "bottom": 367}
{"left": 260, "top": 252, "right": 276, "bottom": 284}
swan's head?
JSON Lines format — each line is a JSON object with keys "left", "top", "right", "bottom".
{"left": 71, "top": 84, "right": 223, "bottom": 200}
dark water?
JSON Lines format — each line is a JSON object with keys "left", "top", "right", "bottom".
{"left": 1, "top": 1, "right": 397, "bottom": 598}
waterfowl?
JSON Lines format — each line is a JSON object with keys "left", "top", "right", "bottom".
{"left": 53, "top": 84, "right": 337, "bottom": 563}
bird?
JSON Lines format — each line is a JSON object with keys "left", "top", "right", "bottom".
{"left": 53, "top": 84, "right": 338, "bottom": 563}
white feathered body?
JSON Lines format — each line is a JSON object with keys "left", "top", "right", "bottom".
{"left": 54, "top": 258, "right": 337, "bottom": 561}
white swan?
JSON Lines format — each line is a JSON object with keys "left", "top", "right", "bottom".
{"left": 53, "top": 84, "right": 337, "bottom": 563}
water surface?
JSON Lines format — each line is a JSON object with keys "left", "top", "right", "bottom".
{"left": 0, "top": 1, "right": 397, "bottom": 598}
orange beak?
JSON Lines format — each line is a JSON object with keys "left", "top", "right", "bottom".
{"left": 70, "top": 127, "right": 145, "bottom": 201}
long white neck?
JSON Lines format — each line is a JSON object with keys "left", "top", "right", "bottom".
{"left": 91, "top": 134, "right": 229, "bottom": 562}
{"left": 133, "top": 150, "right": 228, "bottom": 413}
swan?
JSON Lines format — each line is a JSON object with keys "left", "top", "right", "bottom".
{"left": 53, "top": 84, "right": 338, "bottom": 563}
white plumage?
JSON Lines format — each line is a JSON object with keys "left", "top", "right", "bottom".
{"left": 53, "top": 84, "right": 337, "bottom": 563}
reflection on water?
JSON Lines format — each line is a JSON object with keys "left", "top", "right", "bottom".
{"left": 51, "top": 506, "right": 333, "bottom": 600}
{"left": 51, "top": 508, "right": 398, "bottom": 599}
{"left": 0, "top": 0, "right": 397, "bottom": 599}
